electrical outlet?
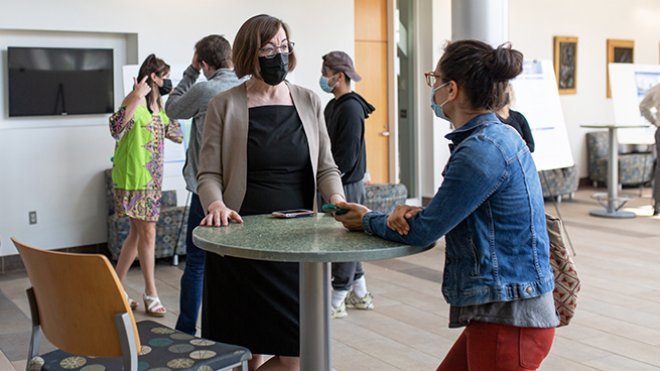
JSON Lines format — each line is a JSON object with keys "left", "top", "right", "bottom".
{"left": 29, "top": 211, "right": 37, "bottom": 225}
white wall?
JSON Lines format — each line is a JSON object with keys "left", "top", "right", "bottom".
{"left": 429, "top": 0, "right": 452, "bottom": 195}
{"left": 508, "top": 0, "right": 660, "bottom": 179}
{"left": 417, "top": 0, "right": 453, "bottom": 199}
{"left": 0, "top": 0, "right": 354, "bottom": 255}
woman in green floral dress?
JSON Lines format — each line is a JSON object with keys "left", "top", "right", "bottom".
{"left": 109, "top": 54, "right": 182, "bottom": 316}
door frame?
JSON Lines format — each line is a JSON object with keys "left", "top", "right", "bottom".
{"left": 386, "top": 0, "right": 399, "bottom": 185}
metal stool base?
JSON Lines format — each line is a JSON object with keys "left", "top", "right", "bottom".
{"left": 589, "top": 209, "right": 636, "bottom": 218}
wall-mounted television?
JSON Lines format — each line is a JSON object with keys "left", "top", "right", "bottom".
{"left": 7, "top": 47, "right": 114, "bottom": 117}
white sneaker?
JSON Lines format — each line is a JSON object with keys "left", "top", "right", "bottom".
{"left": 345, "top": 291, "right": 374, "bottom": 310}
{"left": 331, "top": 301, "right": 348, "bottom": 319}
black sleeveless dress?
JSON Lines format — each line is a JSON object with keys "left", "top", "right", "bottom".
{"left": 202, "top": 105, "right": 313, "bottom": 356}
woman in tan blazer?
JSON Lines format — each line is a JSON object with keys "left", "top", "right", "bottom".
{"left": 196, "top": 14, "right": 345, "bottom": 371}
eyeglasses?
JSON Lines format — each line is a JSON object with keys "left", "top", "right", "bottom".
{"left": 424, "top": 71, "right": 442, "bottom": 88}
{"left": 259, "top": 42, "right": 295, "bottom": 59}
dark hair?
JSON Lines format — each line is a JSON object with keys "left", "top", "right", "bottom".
{"left": 343, "top": 74, "right": 352, "bottom": 84}
{"left": 137, "top": 54, "right": 170, "bottom": 113}
{"left": 195, "top": 35, "right": 232, "bottom": 70}
{"left": 439, "top": 40, "right": 523, "bottom": 111}
{"left": 233, "top": 14, "right": 297, "bottom": 79}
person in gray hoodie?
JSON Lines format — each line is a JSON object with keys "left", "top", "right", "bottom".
{"left": 165, "top": 34, "right": 245, "bottom": 335}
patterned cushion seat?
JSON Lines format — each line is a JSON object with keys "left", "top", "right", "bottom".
{"left": 35, "top": 320, "right": 249, "bottom": 371}
{"left": 364, "top": 183, "right": 408, "bottom": 213}
{"left": 538, "top": 166, "right": 579, "bottom": 200}
{"left": 586, "top": 131, "right": 655, "bottom": 187}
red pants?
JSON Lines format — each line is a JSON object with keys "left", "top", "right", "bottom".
{"left": 437, "top": 321, "right": 555, "bottom": 371}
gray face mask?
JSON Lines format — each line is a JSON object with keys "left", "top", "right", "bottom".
{"left": 430, "top": 82, "right": 450, "bottom": 121}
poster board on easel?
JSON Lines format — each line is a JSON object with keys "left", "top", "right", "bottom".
{"left": 509, "top": 59, "right": 574, "bottom": 171}
{"left": 609, "top": 63, "right": 660, "bottom": 144}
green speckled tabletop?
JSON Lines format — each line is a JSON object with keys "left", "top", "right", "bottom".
{"left": 193, "top": 214, "right": 432, "bottom": 262}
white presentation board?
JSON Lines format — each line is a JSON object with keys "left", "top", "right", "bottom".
{"left": 122, "top": 64, "right": 201, "bottom": 201}
{"left": 609, "top": 63, "right": 660, "bottom": 144}
{"left": 509, "top": 60, "right": 574, "bottom": 171}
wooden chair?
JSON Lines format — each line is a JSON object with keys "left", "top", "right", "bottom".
{"left": 12, "top": 237, "right": 251, "bottom": 371}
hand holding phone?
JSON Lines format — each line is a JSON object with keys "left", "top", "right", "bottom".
{"left": 321, "top": 203, "right": 349, "bottom": 215}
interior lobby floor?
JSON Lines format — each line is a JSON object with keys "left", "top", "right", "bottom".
{"left": 2, "top": 186, "right": 660, "bottom": 370}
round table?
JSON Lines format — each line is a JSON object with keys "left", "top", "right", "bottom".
{"left": 193, "top": 213, "right": 433, "bottom": 371}
{"left": 581, "top": 124, "right": 650, "bottom": 218}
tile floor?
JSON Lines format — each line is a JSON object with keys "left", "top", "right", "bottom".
{"left": 2, "top": 187, "right": 660, "bottom": 370}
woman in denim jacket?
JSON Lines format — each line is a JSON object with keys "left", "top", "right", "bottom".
{"left": 335, "top": 40, "right": 558, "bottom": 370}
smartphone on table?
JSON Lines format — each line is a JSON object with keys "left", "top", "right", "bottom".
{"left": 271, "top": 209, "right": 315, "bottom": 218}
{"left": 321, "top": 203, "right": 349, "bottom": 215}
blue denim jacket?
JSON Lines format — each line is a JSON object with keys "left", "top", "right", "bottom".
{"left": 363, "top": 113, "right": 554, "bottom": 306}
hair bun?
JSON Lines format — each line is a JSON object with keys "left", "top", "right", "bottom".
{"left": 486, "top": 43, "right": 523, "bottom": 81}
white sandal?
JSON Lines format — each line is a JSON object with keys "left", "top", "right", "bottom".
{"left": 143, "top": 293, "right": 166, "bottom": 317}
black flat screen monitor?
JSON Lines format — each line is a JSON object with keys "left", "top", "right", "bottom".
{"left": 7, "top": 47, "right": 114, "bottom": 117}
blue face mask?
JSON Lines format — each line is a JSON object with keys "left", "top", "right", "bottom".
{"left": 319, "top": 75, "right": 335, "bottom": 93}
{"left": 430, "top": 82, "right": 450, "bottom": 121}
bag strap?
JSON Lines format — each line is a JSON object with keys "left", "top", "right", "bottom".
{"left": 539, "top": 170, "right": 577, "bottom": 256}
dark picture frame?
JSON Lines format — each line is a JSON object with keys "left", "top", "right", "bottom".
{"left": 553, "top": 36, "right": 578, "bottom": 95}
{"left": 606, "top": 39, "right": 635, "bottom": 98}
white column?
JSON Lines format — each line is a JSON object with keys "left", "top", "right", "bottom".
{"left": 451, "top": 0, "right": 508, "bottom": 46}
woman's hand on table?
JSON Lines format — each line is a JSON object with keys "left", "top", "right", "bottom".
{"left": 200, "top": 200, "right": 243, "bottom": 227}
{"left": 386, "top": 205, "right": 423, "bottom": 236}
{"left": 334, "top": 201, "right": 370, "bottom": 231}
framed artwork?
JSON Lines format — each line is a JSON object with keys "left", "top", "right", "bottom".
{"left": 606, "top": 39, "right": 634, "bottom": 97}
{"left": 553, "top": 36, "right": 578, "bottom": 94}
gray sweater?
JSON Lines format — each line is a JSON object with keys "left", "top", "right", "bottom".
{"left": 165, "top": 66, "right": 245, "bottom": 193}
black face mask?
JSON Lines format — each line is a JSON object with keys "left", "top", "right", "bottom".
{"left": 258, "top": 53, "right": 289, "bottom": 86}
{"left": 159, "top": 79, "right": 172, "bottom": 95}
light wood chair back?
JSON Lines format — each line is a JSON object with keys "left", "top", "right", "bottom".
{"left": 11, "top": 237, "right": 141, "bottom": 357}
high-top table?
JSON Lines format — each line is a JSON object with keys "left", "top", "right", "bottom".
{"left": 581, "top": 124, "right": 649, "bottom": 218}
{"left": 193, "top": 214, "right": 432, "bottom": 371}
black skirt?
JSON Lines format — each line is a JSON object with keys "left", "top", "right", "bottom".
{"left": 201, "top": 105, "right": 314, "bottom": 356}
